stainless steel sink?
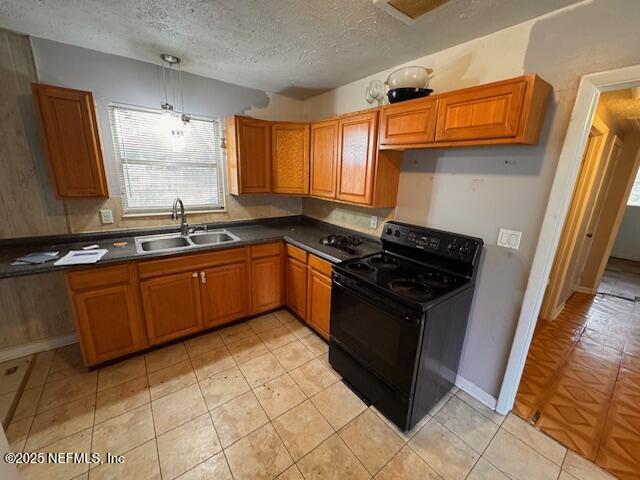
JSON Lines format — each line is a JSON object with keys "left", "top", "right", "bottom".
{"left": 136, "top": 234, "right": 191, "bottom": 253}
{"left": 189, "top": 231, "right": 239, "bottom": 245}
{"left": 134, "top": 229, "right": 239, "bottom": 254}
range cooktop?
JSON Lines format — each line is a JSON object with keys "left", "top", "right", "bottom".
{"left": 339, "top": 252, "right": 467, "bottom": 304}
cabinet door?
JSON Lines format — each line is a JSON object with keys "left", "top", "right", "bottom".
{"left": 66, "top": 264, "right": 147, "bottom": 366}
{"left": 140, "top": 271, "right": 203, "bottom": 345}
{"left": 435, "top": 78, "right": 527, "bottom": 142}
{"left": 32, "top": 83, "right": 108, "bottom": 198}
{"left": 201, "top": 262, "right": 248, "bottom": 328}
{"left": 379, "top": 98, "right": 437, "bottom": 146}
{"left": 251, "top": 255, "right": 283, "bottom": 314}
{"left": 272, "top": 122, "right": 310, "bottom": 194}
{"left": 336, "top": 111, "right": 378, "bottom": 205}
{"left": 71, "top": 283, "right": 146, "bottom": 365}
{"left": 237, "top": 116, "right": 272, "bottom": 193}
{"left": 307, "top": 267, "right": 332, "bottom": 340}
{"left": 286, "top": 256, "right": 307, "bottom": 320}
{"left": 310, "top": 120, "right": 339, "bottom": 199}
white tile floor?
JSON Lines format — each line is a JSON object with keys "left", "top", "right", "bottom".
{"left": 5, "top": 309, "right": 616, "bottom": 479}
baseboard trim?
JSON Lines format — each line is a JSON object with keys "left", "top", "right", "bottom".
{"left": 455, "top": 375, "right": 498, "bottom": 410}
{"left": 0, "top": 334, "right": 78, "bottom": 363}
{"left": 550, "top": 301, "right": 566, "bottom": 321}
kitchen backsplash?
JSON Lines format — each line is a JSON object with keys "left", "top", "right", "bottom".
{"left": 63, "top": 195, "right": 302, "bottom": 234}
{"left": 301, "top": 197, "right": 394, "bottom": 237}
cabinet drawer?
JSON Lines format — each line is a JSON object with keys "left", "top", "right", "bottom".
{"left": 138, "top": 247, "right": 246, "bottom": 279}
{"left": 250, "top": 242, "right": 282, "bottom": 259}
{"left": 67, "top": 263, "right": 131, "bottom": 291}
{"left": 309, "top": 254, "right": 333, "bottom": 277}
{"left": 286, "top": 243, "right": 307, "bottom": 263}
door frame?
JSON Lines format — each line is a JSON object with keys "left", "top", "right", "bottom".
{"left": 496, "top": 64, "right": 640, "bottom": 415}
{"left": 580, "top": 135, "right": 627, "bottom": 293}
{"left": 538, "top": 116, "right": 610, "bottom": 320}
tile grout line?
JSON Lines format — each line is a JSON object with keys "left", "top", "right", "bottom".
{"left": 86, "top": 359, "right": 99, "bottom": 478}
{"left": 188, "top": 346, "right": 236, "bottom": 480}
{"left": 145, "top": 354, "right": 164, "bottom": 480}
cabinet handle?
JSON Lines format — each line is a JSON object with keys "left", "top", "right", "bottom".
{"left": 200, "top": 271, "right": 207, "bottom": 284}
{"left": 192, "top": 272, "right": 198, "bottom": 278}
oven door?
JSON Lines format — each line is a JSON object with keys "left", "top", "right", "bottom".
{"left": 330, "top": 277, "right": 423, "bottom": 394}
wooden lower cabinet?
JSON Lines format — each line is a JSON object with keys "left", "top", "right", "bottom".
{"left": 66, "top": 264, "right": 147, "bottom": 366}
{"left": 286, "top": 254, "right": 307, "bottom": 320}
{"left": 201, "top": 262, "right": 248, "bottom": 328}
{"left": 306, "top": 255, "right": 333, "bottom": 340}
{"left": 140, "top": 271, "right": 203, "bottom": 345}
{"left": 250, "top": 243, "right": 284, "bottom": 314}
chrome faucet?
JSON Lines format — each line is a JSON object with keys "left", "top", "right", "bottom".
{"left": 172, "top": 198, "right": 188, "bottom": 236}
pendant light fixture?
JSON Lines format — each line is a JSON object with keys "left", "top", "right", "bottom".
{"left": 159, "top": 53, "right": 191, "bottom": 149}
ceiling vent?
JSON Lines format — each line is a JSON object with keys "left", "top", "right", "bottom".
{"left": 373, "top": 0, "right": 450, "bottom": 25}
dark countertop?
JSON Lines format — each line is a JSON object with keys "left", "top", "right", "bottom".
{"left": 0, "top": 216, "right": 381, "bottom": 279}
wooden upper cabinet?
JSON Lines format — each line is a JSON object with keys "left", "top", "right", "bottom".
{"left": 336, "top": 111, "right": 379, "bottom": 205}
{"left": 272, "top": 122, "right": 310, "bottom": 194}
{"left": 379, "top": 97, "right": 437, "bottom": 147}
{"left": 378, "top": 74, "right": 551, "bottom": 149}
{"left": 66, "top": 264, "right": 147, "bottom": 366}
{"left": 32, "top": 83, "right": 108, "bottom": 198}
{"left": 435, "top": 78, "right": 527, "bottom": 142}
{"left": 310, "top": 120, "right": 339, "bottom": 199}
{"left": 140, "top": 271, "right": 203, "bottom": 345}
{"left": 226, "top": 116, "right": 272, "bottom": 194}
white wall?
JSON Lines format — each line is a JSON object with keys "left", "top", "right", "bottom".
{"left": 302, "top": 0, "right": 640, "bottom": 398}
{"left": 612, "top": 206, "right": 640, "bottom": 261}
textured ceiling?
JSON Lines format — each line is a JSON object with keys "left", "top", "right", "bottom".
{"left": 0, "top": 0, "right": 581, "bottom": 98}
{"left": 600, "top": 89, "right": 640, "bottom": 133}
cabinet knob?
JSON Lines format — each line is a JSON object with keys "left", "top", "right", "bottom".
{"left": 200, "top": 271, "right": 207, "bottom": 284}
{"left": 192, "top": 272, "right": 198, "bottom": 278}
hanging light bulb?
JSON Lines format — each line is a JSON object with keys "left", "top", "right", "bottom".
{"left": 159, "top": 53, "right": 190, "bottom": 150}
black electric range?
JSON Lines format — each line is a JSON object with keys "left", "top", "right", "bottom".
{"left": 329, "top": 221, "right": 483, "bottom": 431}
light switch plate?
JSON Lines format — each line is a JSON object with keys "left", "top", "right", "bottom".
{"left": 497, "top": 228, "right": 522, "bottom": 250}
{"left": 100, "top": 209, "right": 114, "bottom": 224}
{"left": 369, "top": 215, "right": 378, "bottom": 229}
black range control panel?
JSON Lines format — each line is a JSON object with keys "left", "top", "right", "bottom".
{"left": 382, "top": 221, "right": 483, "bottom": 264}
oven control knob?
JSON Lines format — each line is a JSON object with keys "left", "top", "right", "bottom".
{"left": 459, "top": 245, "right": 470, "bottom": 257}
{"left": 447, "top": 242, "right": 457, "bottom": 255}
{"left": 386, "top": 228, "right": 393, "bottom": 235}
{"left": 394, "top": 230, "right": 401, "bottom": 237}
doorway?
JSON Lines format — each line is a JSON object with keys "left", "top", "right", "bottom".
{"left": 510, "top": 86, "right": 640, "bottom": 477}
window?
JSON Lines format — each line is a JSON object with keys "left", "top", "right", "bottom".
{"left": 629, "top": 169, "right": 640, "bottom": 207}
{"left": 109, "top": 103, "right": 225, "bottom": 214}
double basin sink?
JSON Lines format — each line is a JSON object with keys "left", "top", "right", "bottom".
{"left": 134, "top": 229, "right": 241, "bottom": 254}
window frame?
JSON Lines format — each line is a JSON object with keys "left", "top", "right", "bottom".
{"left": 628, "top": 168, "right": 640, "bottom": 207}
{"left": 109, "top": 102, "right": 227, "bottom": 216}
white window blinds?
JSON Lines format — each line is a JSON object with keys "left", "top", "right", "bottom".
{"left": 109, "top": 104, "right": 225, "bottom": 214}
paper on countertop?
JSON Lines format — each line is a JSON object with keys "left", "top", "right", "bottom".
{"left": 54, "top": 249, "right": 108, "bottom": 266}
{"left": 13, "top": 251, "right": 59, "bottom": 265}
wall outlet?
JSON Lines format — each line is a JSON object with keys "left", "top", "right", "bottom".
{"left": 369, "top": 215, "right": 378, "bottom": 229}
{"left": 99, "top": 209, "right": 114, "bottom": 224}
{"left": 497, "top": 228, "right": 522, "bottom": 250}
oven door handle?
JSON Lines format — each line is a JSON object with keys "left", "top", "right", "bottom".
{"left": 333, "top": 280, "right": 422, "bottom": 324}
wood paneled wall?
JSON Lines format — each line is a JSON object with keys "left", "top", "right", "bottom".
{"left": 0, "top": 273, "right": 74, "bottom": 350}
{"left": 0, "top": 29, "right": 69, "bottom": 239}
